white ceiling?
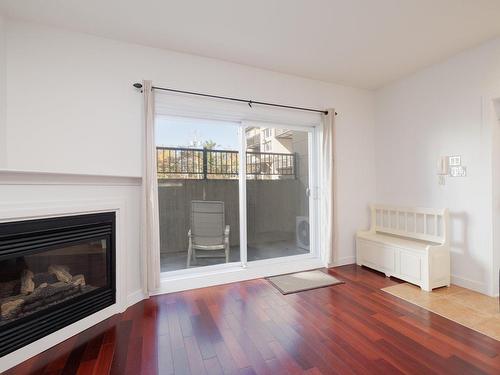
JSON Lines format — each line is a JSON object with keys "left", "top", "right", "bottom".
{"left": 1, "top": 0, "right": 500, "bottom": 89}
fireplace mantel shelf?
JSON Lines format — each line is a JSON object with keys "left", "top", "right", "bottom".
{"left": 0, "top": 169, "right": 142, "bottom": 186}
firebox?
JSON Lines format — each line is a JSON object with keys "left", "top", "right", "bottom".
{"left": 0, "top": 212, "right": 115, "bottom": 357}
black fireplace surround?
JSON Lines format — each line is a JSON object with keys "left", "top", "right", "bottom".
{"left": 0, "top": 212, "right": 115, "bottom": 357}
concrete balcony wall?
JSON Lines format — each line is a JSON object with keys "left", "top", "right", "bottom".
{"left": 158, "top": 179, "right": 306, "bottom": 254}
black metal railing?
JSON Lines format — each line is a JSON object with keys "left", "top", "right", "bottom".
{"left": 157, "top": 147, "right": 296, "bottom": 179}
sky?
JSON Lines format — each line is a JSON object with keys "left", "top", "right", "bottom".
{"left": 156, "top": 115, "right": 239, "bottom": 150}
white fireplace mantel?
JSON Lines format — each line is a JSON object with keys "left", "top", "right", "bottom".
{"left": 0, "top": 198, "right": 133, "bottom": 372}
{"left": 0, "top": 168, "right": 142, "bottom": 186}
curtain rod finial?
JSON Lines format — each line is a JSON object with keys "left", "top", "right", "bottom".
{"left": 133, "top": 82, "right": 143, "bottom": 89}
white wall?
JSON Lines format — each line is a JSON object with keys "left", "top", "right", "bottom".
{"left": 0, "top": 14, "right": 6, "bottom": 168}
{"left": 375, "top": 37, "right": 500, "bottom": 295}
{"left": 491, "top": 98, "right": 500, "bottom": 296}
{"left": 2, "top": 20, "right": 376, "bottom": 269}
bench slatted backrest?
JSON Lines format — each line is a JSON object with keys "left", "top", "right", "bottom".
{"left": 371, "top": 205, "right": 448, "bottom": 244}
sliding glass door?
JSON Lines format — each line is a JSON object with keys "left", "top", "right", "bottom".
{"left": 156, "top": 116, "right": 317, "bottom": 274}
{"left": 244, "top": 125, "right": 313, "bottom": 263}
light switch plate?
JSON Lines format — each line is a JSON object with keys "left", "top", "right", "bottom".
{"left": 448, "top": 155, "right": 461, "bottom": 166}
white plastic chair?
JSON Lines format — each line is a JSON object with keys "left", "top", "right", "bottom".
{"left": 187, "top": 200, "right": 230, "bottom": 267}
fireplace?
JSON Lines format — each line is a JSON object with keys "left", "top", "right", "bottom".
{"left": 0, "top": 212, "right": 115, "bottom": 357}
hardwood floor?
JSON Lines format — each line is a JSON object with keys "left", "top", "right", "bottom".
{"left": 5, "top": 265, "right": 500, "bottom": 375}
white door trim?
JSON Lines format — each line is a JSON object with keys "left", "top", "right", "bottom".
{"left": 238, "top": 123, "right": 248, "bottom": 267}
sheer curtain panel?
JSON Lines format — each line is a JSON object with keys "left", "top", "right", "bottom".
{"left": 322, "top": 109, "right": 338, "bottom": 266}
{"left": 141, "top": 80, "right": 161, "bottom": 293}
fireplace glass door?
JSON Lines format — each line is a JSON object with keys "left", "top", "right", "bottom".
{"left": 0, "top": 212, "right": 115, "bottom": 357}
{"left": 0, "top": 240, "right": 108, "bottom": 326}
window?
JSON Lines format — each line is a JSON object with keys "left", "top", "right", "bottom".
{"left": 263, "top": 140, "right": 272, "bottom": 152}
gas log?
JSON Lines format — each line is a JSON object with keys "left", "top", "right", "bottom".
{"left": 0, "top": 265, "right": 90, "bottom": 322}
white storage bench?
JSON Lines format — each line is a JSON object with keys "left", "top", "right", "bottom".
{"left": 356, "top": 205, "right": 450, "bottom": 291}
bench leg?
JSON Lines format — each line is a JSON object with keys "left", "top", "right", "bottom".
{"left": 421, "top": 281, "right": 431, "bottom": 292}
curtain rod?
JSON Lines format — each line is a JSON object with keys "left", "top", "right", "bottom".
{"left": 132, "top": 83, "right": 334, "bottom": 116}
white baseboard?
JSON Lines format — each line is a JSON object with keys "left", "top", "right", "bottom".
{"left": 326, "top": 258, "right": 496, "bottom": 297}
{"left": 451, "top": 274, "right": 489, "bottom": 295}
{"left": 127, "top": 289, "right": 147, "bottom": 307}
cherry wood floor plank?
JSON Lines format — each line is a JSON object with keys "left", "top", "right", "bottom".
{"left": 124, "top": 337, "right": 143, "bottom": 375}
{"left": 222, "top": 312, "right": 273, "bottom": 374}
{"left": 5, "top": 265, "right": 500, "bottom": 375}
{"left": 263, "top": 296, "right": 360, "bottom": 375}
{"left": 183, "top": 335, "right": 206, "bottom": 375}
{"left": 75, "top": 360, "right": 95, "bottom": 375}
{"left": 170, "top": 346, "right": 190, "bottom": 375}
{"left": 60, "top": 342, "right": 88, "bottom": 375}
{"left": 236, "top": 367, "right": 257, "bottom": 375}
{"left": 399, "top": 315, "right": 500, "bottom": 372}
{"left": 262, "top": 318, "right": 313, "bottom": 371}
{"left": 156, "top": 334, "right": 174, "bottom": 375}
{"left": 266, "top": 340, "right": 303, "bottom": 375}
{"left": 191, "top": 300, "right": 220, "bottom": 360}
{"left": 92, "top": 342, "right": 115, "bottom": 375}
{"left": 38, "top": 336, "right": 78, "bottom": 375}
{"left": 141, "top": 300, "right": 159, "bottom": 375}
{"left": 80, "top": 333, "right": 104, "bottom": 363}
{"left": 203, "top": 356, "right": 223, "bottom": 375}
{"left": 446, "top": 355, "right": 490, "bottom": 375}
{"left": 375, "top": 338, "right": 441, "bottom": 374}
{"left": 109, "top": 319, "right": 133, "bottom": 375}
{"left": 213, "top": 319, "right": 250, "bottom": 370}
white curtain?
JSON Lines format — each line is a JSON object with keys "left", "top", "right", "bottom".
{"left": 322, "top": 109, "right": 338, "bottom": 266}
{"left": 141, "top": 80, "right": 161, "bottom": 294}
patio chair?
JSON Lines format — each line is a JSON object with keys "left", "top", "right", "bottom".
{"left": 187, "top": 200, "right": 230, "bottom": 267}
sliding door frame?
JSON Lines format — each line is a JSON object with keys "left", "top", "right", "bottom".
{"left": 238, "top": 125, "right": 248, "bottom": 267}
